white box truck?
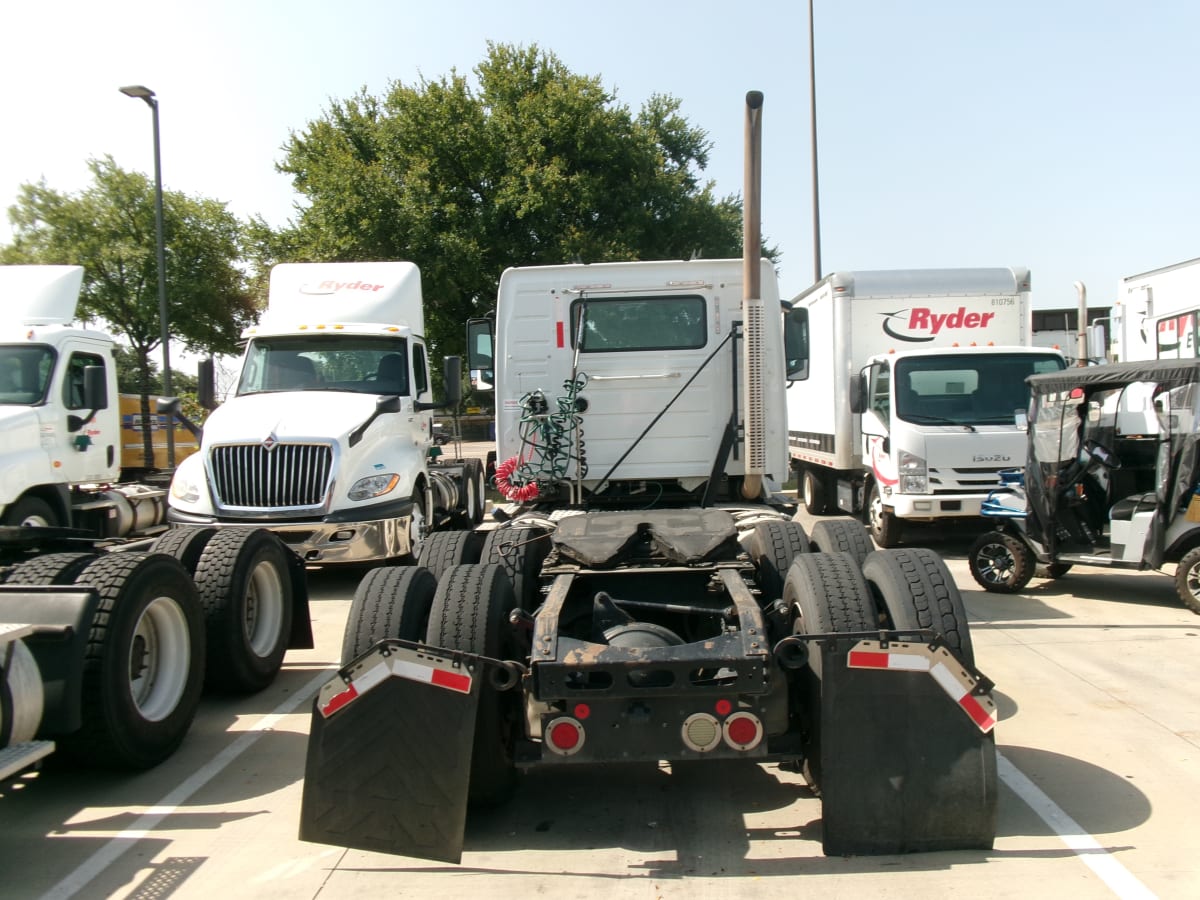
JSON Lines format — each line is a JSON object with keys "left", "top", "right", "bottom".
{"left": 167, "top": 261, "right": 485, "bottom": 564}
{"left": 786, "top": 268, "right": 1065, "bottom": 546}
{"left": 1112, "top": 257, "right": 1200, "bottom": 363}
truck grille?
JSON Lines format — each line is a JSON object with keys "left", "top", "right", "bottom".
{"left": 209, "top": 442, "right": 334, "bottom": 509}
{"left": 929, "top": 466, "right": 1007, "bottom": 495}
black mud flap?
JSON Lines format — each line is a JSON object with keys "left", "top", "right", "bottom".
{"left": 818, "top": 636, "right": 998, "bottom": 855}
{"left": 298, "top": 641, "right": 484, "bottom": 863}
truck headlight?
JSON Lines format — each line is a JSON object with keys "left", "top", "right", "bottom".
{"left": 898, "top": 450, "right": 928, "bottom": 494}
{"left": 170, "top": 472, "right": 201, "bottom": 504}
{"left": 348, "top": 473, "right": 400, "bottom": 501}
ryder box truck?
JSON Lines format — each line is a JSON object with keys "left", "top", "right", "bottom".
{"left": 786, "top": 268, "right": 1065, "bottom": 547}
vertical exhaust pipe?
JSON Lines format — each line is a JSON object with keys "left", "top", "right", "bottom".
{"left": 741, "top": 91, "right": 766, "bottom": 499}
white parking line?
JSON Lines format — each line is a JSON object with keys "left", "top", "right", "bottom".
{"left": 998, "top": 752, "right": 1157, "bottom": 900}
{"left": 41, "top": 670, "right": 332, "bottom": 900}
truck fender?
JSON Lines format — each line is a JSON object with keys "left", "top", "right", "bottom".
{"left": 0, "top": 587, "right": 99, "bottom": 736}
{"left": 285, "top": 544, "right": 314, "bottom": 650}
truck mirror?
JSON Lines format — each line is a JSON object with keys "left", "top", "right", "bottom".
{"left": 198, "top": 358, "right": 216, "bottom": 410}
{"left": 83, "top": 365, "right": 108, "bottom": 411}
{"left": 466, "top": 318, "right": 495, "bottom": 392}
{"left": 443, "top": 356, "right": 462, "bottom": 409}
{"left": 784, "top": 307, "right": 809, "bottom": 381}
{"left": 848, "top": 374, "right": 866, "bottom": 414}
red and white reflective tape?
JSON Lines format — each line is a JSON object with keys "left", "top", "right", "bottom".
{"left": 847, "top": 641, "right": 997, "bottom": 734}
{"left": 320, "top": 652, "right": 473, "bottom": 718}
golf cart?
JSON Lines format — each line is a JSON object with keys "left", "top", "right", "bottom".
{"left": 967, "top": 359, "right": 1200, "bottom": 614}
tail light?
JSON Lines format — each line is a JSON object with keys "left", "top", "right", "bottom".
{"left": 545, "top": 717, "right": 585, "bottom": 756}
{"left": 681, "top": 713, "right": 722, "bottom": 752}
{"left": 723, "top": 711, "right": 763, "bottom": 751}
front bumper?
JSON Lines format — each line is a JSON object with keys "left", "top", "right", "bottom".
{"left": 886, "top": 492, "right": 991, "bottom": 520}
{"left": 168, "top": 504, "right": 415, "bottom": 563}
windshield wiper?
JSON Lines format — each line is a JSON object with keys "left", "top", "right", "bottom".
{"left": 903, "top": 413, "right": 976, "bottom": 432}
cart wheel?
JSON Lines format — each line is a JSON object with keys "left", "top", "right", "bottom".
{"left": 749, "top": 519, "right": 811, "bottom": 604}
{"left": 427, "top": 563, "right": 520, "bottom": 805}
{"left": 418, "top": 529, "right": 484, "bottom": 581}
{"left": 968, "top": 531, "right": 1034, "bottom": 593}
{"left": 863, "top": 548, "right": 975, "bottom": 665}
{"left": 783, "top": 552, "right": 878, "bottom": 793}
{"left": 1174, "top": 547, "right": 1200, "bottom": 615}
{"left": 865, "top": 482, "right": 902, "bottom": 548}
{"left": 65, "top": 553, "right": 205, "bottom": 769}
{"left": 341, "top": 565, "right": 438, "bottom": 665}
{"left": 194, "top": 528, "right": 294, "bottom": 693}
{"left": 808, "top": 518, "right": 873, "bottom": 568}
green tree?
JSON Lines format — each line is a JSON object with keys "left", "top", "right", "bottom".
{"left": 276, "top": 43, "right": 774, "bottom": 363}
{"left": 2, "top": 157, "right": 256, "bottom": 464}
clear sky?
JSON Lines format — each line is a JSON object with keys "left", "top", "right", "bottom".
{"left": 2, "top": 0, "right": 1197, "bottom": 309}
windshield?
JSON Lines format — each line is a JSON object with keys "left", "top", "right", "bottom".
{"left": 237, "top": 336, "right": 410, "bottom": 397}
{"left": 894, "top": 352, "right": 1065, "bottom": 426}
{"left": 0, "top": 344, "right": 55, "bottom": 405}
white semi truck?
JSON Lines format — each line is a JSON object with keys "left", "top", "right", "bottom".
{"left": 785, "top": 268, "right": 1066, "bottom": 546}
{"left": 167, "top": 261, "right": 485, "bottom": 565}
{"left": 0, "top": 264, "right": 313, "bottom": 778}
{"left": 299, "top": 93, "right": 999, "bottom": 865}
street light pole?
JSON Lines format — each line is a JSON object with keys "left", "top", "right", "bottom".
{"left": 119, "top": 84, "right": 175, "bottom": 469}
{"left": 808, "top": 0, "right": 823, "bottom": 282}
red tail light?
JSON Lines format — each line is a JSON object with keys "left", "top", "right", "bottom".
{"left": 723, "top": 711, "right": 763, "bottom": 751}
{"left": 545, "top": 717, "right": 585, "bottom": 756}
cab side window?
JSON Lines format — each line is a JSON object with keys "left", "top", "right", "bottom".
{"left": 869, "top": 363, "right": 891, "bottom": 417}
{"left": 412, "top": 344, "right": 429, "bottom": 396}
{"left": 63, "top": 352, "right": 104, "bottom": 410}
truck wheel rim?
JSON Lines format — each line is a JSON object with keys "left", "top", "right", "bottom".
{"left": 129, "top": 596, "right": 191, "bottom": 722}
{"left": 244, "top": 559, "right": 286, "bottom": 656}
{"left": 975, "top": 541, "right": 1015, "bottom": 586}
{"left": 409, "top": 501, "right": 427, "bottom": 555}
{"left": 1184, "top": 562, "right": 1200, "bottom": 601}
{"left": 466, "top": 474, "right": 478, "bottom": 519}
{"left": 19, "top": 512, "right": 52, "bottom": 527}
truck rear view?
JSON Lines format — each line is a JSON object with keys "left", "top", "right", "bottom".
{"left": 299, "top": 93, "right": 999, "bottom": 865}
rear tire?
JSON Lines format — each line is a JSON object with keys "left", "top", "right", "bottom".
{"left": 863, "top": 548, "right": 975, "bottom": 665}
{"left": 341, "top": 566, "right": 438, "bottom": 665}
{"left": 65, "top": 553, "right": 205, "bottom": 769}
{"left": 802, "top": 469, "right": 831, "bottom": 516}
{"left": 748, "top": 519, "right": 810, "bottom": 604}
{"left": 808, "top": 518, "right": 873, "bottom": 568}
{"left": 1174, "top": 547, "right": 1200, "bottom": 615}
{"left": 783, "top": 552, "right": 878, "bottom": 792}
{"left": 152, "top": 526, "right": 218, "bottom": 575}
{"left": 427, "top": 563, "right": 519, "bottom": 805}
{"left": 419, "top": 529, "right": 484, "bottom": 581}
{"left": 480, "top": 526, "right": 549, "bottom": 612}
{"left": 968, "top": 530, "right": 1034, "bottom": 594}
{"left": 461, "top": 459, "right": 486, "bottom": 525}
{"left": 194, "top": 529, "right": 294, "bottom": 693}
{"left": 3, "top": 552, "right": 98, "bottom": 586}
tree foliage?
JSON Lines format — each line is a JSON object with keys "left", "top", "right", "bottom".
{"left": 277, "top": 43, "right": 771, "bottom": 361}
{"left": 2, "top": 157, "right": 258, "bottom": 395}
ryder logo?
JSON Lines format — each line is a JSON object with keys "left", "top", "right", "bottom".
{"left": 880, "top": 307, "right": 997, "bottom": 342}
{"left": 299, "top": 280, "right": 386, "bottom": 295}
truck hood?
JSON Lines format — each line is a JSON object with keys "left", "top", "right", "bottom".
{"left": 202, "top": 391, "right": 389, "bottom": 445}
{"left": 0, "top": 405, "right": 41, "bottom": 437}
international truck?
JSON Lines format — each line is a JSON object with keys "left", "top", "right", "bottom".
{"left": 299, "top": 92, "right": 999, "bottom": 864}
{"left": 167, "top": 261, "right": 485, "bottom": 565}
{"left": 0, "top": 264, "right": 313, "bottom": 778}
{"left": 785, "top": 268, "right": 1066, "bottom": 546}
{"left": 1113, "top": 257, "right": 1200, "bottom": 363}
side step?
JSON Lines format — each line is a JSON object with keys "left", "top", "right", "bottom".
{"left": 0, "top": 741, "right": 55, "bottom": 783}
